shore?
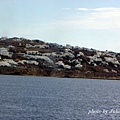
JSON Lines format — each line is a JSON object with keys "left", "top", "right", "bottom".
{"left": 0, "top": 66, "right": 120, "bottom": 80}
{"left": 0, "top": 37, "right": 120, "bottom": 80}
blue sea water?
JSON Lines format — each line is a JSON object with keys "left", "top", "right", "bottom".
{"left": 0, "top": 75, "right": 120, "bottom": 120}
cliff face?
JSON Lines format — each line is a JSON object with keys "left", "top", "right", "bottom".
{"left": 0, "top": 37, "right": 120, "bottom": 79}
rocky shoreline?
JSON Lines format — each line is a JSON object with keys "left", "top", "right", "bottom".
{"left": 0, "top": 37, "right": 120, "bottom": 80}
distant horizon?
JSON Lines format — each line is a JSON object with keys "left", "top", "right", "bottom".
{"left": 1, "top": 0, "right": 120, "bottom": 52}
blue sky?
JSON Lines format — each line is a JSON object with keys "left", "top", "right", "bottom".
{"left": 0, "top": 0, "right": 120, "bottom": 52}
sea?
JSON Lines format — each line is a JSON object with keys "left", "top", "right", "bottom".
{"left": 0, "top": 75, "right": 120, "bottom": 120}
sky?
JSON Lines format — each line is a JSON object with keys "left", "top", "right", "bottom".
{"left": 0, "top": 0, "right": 120, "bottom": 52}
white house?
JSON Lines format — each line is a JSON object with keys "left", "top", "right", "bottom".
{"left": 0, "top": 48, "right": 10, "bottom": 56}
{"left": 18, "top": 60, "right": 39, "bottom": 65}
{"left": 26, "top": 51, "right": 39, "bottom": 55}
{"left": 34, "top": 44, "right": 49, "bottom": 48}
{"left": 56, "top": 61, "right": 71, "bottom": 69}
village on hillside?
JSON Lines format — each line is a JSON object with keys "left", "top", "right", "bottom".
{"left": 0, "top": 36, "right": 120, "bottom": 79}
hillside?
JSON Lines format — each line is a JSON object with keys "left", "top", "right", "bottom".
{"left": 0, "top": 37, "right": 120, "bottom": 79}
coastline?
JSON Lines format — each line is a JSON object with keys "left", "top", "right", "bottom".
{"left": 0, "top": 37, "right": 120, "bottom": 80}
{"left": 0, "top": 67, "right": 120, "bottom": 80}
